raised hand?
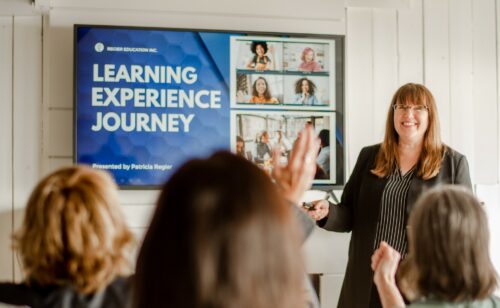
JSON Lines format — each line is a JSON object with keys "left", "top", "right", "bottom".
{"left": 371, "top": 241, "right": 405, "bottom": 308}
{"left": 272, "top": 125, "right": 320, "bottom": 205}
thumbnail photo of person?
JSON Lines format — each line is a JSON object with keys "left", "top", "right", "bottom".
{"left": 293, "top": 77, "right": 320, "bottom": 106}
{"left": 236, "top": 135, "right": 253, "bottom": 161}
{"left": 234, "top": 39, "right": 282, "bottom": 71}
{"left": 298, "top": 47, "right": 323, "bottom": 72}
{"left": 317, "top": 129, "right": 330, "bottom": 177}
{"left": 232, "top": 111, "right": 335, "bottom": 182}
{"left": 236, "top": 74, "right": 283, "bottom": 104}
{"left": 283, "top": 42, "right": 329, "bottom": 73}
{"left": 247, "top": 41, "right": 274, "bottom": 70}
{"left": 283, "top": 75, "right": 331, "bottom": 108}
{"left": 254, "top": 130, "right": 273, "bottom": 164}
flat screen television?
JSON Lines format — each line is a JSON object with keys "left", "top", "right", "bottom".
{"left": 74, "top": 25, "right": 345, "bottom": 189}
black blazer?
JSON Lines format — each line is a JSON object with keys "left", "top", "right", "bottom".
{"left": 320, "top": 144, "right": 472, "bottom": 308}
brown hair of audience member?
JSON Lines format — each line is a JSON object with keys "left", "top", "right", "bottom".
{"left": 398, "top": 185, "right": 498, "bottom": 302}
{"left": 13, "top": 165, "right": 133, "bottom": 294}
{"left": 134, "top": 152, "right": 305, "bottom": 308}
{"left": 371, "top": 83, "right": 445, "bottom": 180}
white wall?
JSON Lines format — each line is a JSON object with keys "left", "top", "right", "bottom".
{"left": 346, "top": 0, "right": 499, "bottom": 184}
{"left": 2, "top": 0, "right": 500, "bottom": 307}
{"left": 0, "top": 15, "right": 42, "bottom": 281}
{"left": 0, "top": 16, "right": 14, "bottom": 281}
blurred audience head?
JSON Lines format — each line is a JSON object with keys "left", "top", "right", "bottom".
{"left": 400, "top": 185, "right": 498, "bottom": 302}
{"left": 14, "top": 165, "right": 133, "bottom": 294}
{"left": 134, "top": 152, "right": 305, "bottom": 308}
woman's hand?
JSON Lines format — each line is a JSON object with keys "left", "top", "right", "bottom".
{"left": 371, "top": 242, "right": 405, "bottom": 308}
{"left": 372, "top": 241, "right": 400, "bottom": 285}
{"left": 273, "top": 126, "right": 320, "bottom": 205}
{"left": 306, "top": 199, "right": 329, "bottom": 221}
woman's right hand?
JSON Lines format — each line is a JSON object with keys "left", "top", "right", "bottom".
{"left": 371, "top": 241, "right": 401, "bottom": 287}
{"left": 306, "top": 199, "right": 329, "bottom": 221}
{"left": 371, "top": 242, "right": 405, "bottom": 308}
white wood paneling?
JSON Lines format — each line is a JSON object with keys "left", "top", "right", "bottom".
{"left": 423, "top": 0, "right": 451, "bottom": 143}
{"left": 49, "top": 8, "right": 345, "bottom": 37}
{"left": 48, "top": 109, "right": 73, "bottom": 156}
{"left": 0, "top": 16, "right": 14, "bottom": 281}
{"left": 449, "top": 0, "right": 474, "bottom": 176}
{"left": 347, "top": 0, "right": 411, "bottom": 9}
{"left": 12, "top": 15, "right": 42, "bottom": 208}
{"left": 47, "top": 157, "right": 73, "bottom": 173}
{"left": 121, "top": 205, "right": 155, "bottom": 229}
{"left": 48, "top": 0, "right": 345, "bottom": 21}
{"left": 129, "top": 227, "right": 147, "bottom": 265}
{"left": 373, "top": 9, "right": 398, "bottom": 141}
{"left": 12, "top": 208, "right": 25, "bottom": 282}
{"left": 12, "top": 16, "right": 43, "bottom": 281}
{"left": 320, "top": 274, "right": 344, "bottom": 308}
{"left": 498, "top": 0, "right": 500, "bottom": 186}
{"left": 397, "top": 0, "right": 423, "bottom": 84}
{"left": 303, "top": 229, "right": 350, "bottom": 274}
{"left": 472, "top": 0, "right": 498, "bottom": 184}
{"left": 346, "top": 8, "right": 374, "bottom": 170}
{"left": 118, "top": 190, "right": 159, "bottom": 205}
{"left": 45, "top": 23, "right": 72, "bottom": 109}
{"left": 0, "top": 0, "right": 42, "bottom": 16}
{"left": 475, "top": 184, "right": 500, "bottom": 296}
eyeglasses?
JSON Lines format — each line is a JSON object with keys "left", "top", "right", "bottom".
{"left": 393, "top": 104, "right": 428, "bottom": 113}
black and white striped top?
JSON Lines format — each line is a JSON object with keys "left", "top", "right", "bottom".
{"left": 373, "top": 166, "right": 415, "bottom": 257}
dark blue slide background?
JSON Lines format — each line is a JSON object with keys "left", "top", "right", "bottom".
{"left": 76, "top": 27, "right": 239, "bottom": 186}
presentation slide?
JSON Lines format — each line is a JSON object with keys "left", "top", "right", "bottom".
{"left": 75, "top": 26, "right": 341, "bottom": 187}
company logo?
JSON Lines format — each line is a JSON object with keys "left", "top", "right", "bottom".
{"left": 95, "top": 42, "right": 105, "bottom": 53}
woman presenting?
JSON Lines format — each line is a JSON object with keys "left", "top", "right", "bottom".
{"left": 307, "top": 83, "right": 472, "bottom": 308}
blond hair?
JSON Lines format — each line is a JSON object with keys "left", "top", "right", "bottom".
{"left": 14, "top": 165, "right": 133, "bottom": 294}
{"left": 371, "top": 83, "right": 445, "bottom": 179}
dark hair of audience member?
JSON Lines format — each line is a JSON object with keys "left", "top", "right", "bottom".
{"left": 133, "top": 152, "right": 305, "bottom": 308}
{"left": 398, "top": 186, "right": 498, "bottom": 302}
